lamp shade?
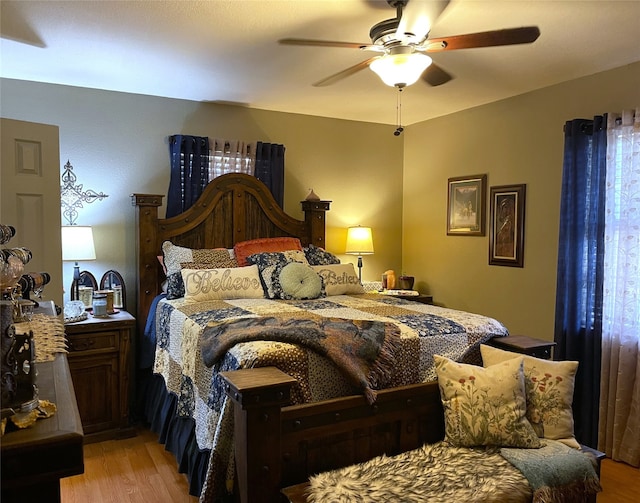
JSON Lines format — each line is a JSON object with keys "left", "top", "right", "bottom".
{"left": 61, "top": 226, "right": 96, "bottom": 261}
{"left": 370, "top": 52, "right": 432, "bottom": 88}
{"left": 345, "top": 226, "right": 374, "bottom": 255}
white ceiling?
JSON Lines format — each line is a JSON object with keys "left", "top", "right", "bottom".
{"left": 1, "top": 0, "right": 639, "bottom": 125}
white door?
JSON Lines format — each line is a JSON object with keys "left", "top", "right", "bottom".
{"left": 1, "top": 118, "right": 63, "bottom": 309}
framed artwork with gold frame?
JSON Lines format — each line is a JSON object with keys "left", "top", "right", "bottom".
{"left": 446, "top": 174, "right": 487, "bottom": 236}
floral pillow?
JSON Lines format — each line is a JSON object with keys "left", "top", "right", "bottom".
{"left": 246, "top": 249, "right": 310, "bottom": 298}
{"left": 434, "top": 354, "right": 542, "bottom": 448}
{"left": 480, "top": 344, "right": 580, "bottom": 449}
{"left": 162, "top": 241, "right": 237, "bottom": 299}
{"left": 303, "top": 244, "right": 341, "bottom": 266}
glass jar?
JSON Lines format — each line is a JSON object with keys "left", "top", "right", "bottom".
{"left": 92, "top": 292, "right": 108, "bottom": 317}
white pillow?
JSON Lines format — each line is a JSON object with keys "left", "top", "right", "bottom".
{"left": 312, "top": 264, "right": 365, "bottom": 296}
{"left": 181, "top": 265, "right": 264, "bottom": 303}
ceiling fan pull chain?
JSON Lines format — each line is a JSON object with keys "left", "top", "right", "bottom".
{"left": 394, "top": 87, "right": 404, "bottom": 136}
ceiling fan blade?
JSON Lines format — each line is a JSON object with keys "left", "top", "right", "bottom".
{"left": 279, "top": 38, "right": 366, "bottom": 49}
{"left": 312, "top": 57, "right": 378, "bottom": 87}
{"left": 425, "top": 26, "right": 540, "bottom": 52}
{"left": 421, "top": 62, "right": 453, "bottom": 86}
{"left": 396, "top": 0, "right": 450, "bottom": 41}
{"left": 0, "top": 1, "right": 46, "bottom": 48}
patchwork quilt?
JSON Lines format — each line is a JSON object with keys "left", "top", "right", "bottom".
{"left": 151, "top": 293, "right": 508, "bottom": 500}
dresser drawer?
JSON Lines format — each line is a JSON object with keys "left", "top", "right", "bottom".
{"left": 67, "top": 330, "right": 119, "bottom": 354}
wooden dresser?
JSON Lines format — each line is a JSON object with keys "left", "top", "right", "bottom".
{"left": 1, "top": 354, "right": 84, "bottom": 503}
{"left": 65, "top": 311, "right": 136, "bottom": 442}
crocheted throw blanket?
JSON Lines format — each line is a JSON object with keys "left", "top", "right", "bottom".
{"left": 501, "top": 440, "right": 602, "bottom": 502}
{"left": 201, "top": 316, "right": 401, "bottom": 403}
{"left": 13, "top": 314, "right": 67, "bottom": 363}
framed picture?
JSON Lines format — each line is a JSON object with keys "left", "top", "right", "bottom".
{"left": 489, "top": 184, "right": 526, "bottom": 267}
{"left": 447, "top": 174, "right": 487, "bottom": 236}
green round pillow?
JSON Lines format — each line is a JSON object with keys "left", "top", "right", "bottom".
{"left": 277, "top": 262, "right": 323, "bottom": 300}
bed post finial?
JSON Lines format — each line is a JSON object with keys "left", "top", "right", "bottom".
{"left": 301, "top": 200, "right": 331, "bottom": 248}
{"left": 131, "top": 193, "right": 164, "bottom": 338}
{"left": 221, "top": 367, "right": 296, "bottom": 503}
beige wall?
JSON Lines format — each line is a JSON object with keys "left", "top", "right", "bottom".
{"left": 2, "top": 62, "right": 639, "bottom": 335}
{"left": 0, "top": 79, "right": 403, "bottom": 308}
{"left": 402, "top": 61, "right": 640, "bottom": 340}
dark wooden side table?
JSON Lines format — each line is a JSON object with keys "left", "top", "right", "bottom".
{"left": 488, "top": 334, "right": 556, "bottom": 360}
{"left": 65, "top": 310, "right": 136, "bottom": 443}
{"left": 1, "top": 354, "right": 84, "bottom": 503}
{"left": 402, "top": 294, "right": 434, "bottom": 305}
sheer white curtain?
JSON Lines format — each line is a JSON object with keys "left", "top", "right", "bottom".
{"left": 208, "top": 138, "right": 256, "bottom": 180}
{"left": 599, "top": 107, "right": 640, "bottom": 466}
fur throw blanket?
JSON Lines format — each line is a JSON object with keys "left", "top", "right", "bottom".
{"left": 306, "top": 442, "right": 532, "bottom": 503}
{"left": 306, "top": 440, "right": 602, "bottom": 503}
{"left": 200, "top": 316, "right": 401, "bottom": 403}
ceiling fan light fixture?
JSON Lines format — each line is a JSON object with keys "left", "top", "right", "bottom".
{"left": 370, "top": 51, "right": 432, "bottom": 87}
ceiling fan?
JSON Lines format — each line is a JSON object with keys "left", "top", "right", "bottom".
{"left": 279, "top": 0, "right": 540, "bottom": 89}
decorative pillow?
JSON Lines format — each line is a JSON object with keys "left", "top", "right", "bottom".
{"left": 304, "top": 244, "right": 341, "bottom": 266}
{"left": 234, "top": 237, "right": 303, "bottom": 267}
{"left": 246, "top": 249, "right": 309, "bottom": 298}
{"left": 434, "top": 354, "right": 542, "bottom": 448}
{"left": 272, "top": 262, "right": 324, "bottom": 300}
{"left": 312, "top": 264, "right": 365, "bottom": 296}
{"left": 181, "top": 265, "right": 264, "bottom": 303}
{"left": 162, "top": 241, "right": 237, "bottom": 299}
{"left": 480, "top": 344, "right": 580, "bottom": 449}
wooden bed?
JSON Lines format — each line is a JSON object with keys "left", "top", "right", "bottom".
{"left": 130, "top": 173, "right": 507, "bottom": 502}
{"left": 131, "top": 173, "right": 330, "bottom": 340}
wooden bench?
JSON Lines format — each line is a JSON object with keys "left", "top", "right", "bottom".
{"left": 221, "top": 365, "right": 603, "bottom": 503}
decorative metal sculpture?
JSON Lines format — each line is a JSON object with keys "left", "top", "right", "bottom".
{"left": 1, "top": 226, "right": 38, "bottom": 420}
{"left": 60, "top": 160, "right": 109, "bottom": 225}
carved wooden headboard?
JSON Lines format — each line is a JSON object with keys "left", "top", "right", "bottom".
{"left": 131, "top": 172, "right": 331, "bottom": 336}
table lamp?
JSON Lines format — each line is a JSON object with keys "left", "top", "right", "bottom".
{"left": 345, "top": 226, "right": 374, "bottom": 282}
{"left": 61, "top": 226, "right": 96, "bottom": 300}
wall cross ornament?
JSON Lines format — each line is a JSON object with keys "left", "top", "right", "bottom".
{"left": 60, "top": 160, "right": 109, "bottom": 225}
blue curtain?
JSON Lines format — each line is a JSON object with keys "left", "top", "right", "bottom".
{"left": 254, "top": 142, "right": 285, "bottom": 208}
{"left": 166, "top": 135, "right": 210, "bottom": 218}
{"left": 554, "top": 116, "right": 607, "bottom": 448}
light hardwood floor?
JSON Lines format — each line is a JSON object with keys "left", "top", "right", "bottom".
{"left": 61, "top": 426, "right": 639, "bottom": 502}
{"left": 60, "top": 427, "right": 198, "bottom": 503}
{"left": 598, "top": 457, "right": 640, "bottom": 503}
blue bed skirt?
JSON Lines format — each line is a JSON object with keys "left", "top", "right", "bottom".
{"left": 137, "top": 369, "right": 210, "bottom": 497}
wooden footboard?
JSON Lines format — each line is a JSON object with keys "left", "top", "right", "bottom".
{"left": 221, "top": 367, "right": 445, "bottom": 503}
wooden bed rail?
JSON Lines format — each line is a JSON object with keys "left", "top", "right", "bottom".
{"left": 221, "top": 368, "right": 445, "bottom": 503}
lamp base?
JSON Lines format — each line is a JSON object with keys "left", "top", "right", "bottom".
{"left": 73, "top": 262, "right": 80, "bottom": 301}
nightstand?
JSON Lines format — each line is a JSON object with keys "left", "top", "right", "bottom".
{"left": 402, "top": 294, "right": 434, "bottom": 305}
{"left": 488, "top": 335, "right": 556, "bottom": 360}
{"left": 65, "top": 310, "right": 136, "bottom": 442}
